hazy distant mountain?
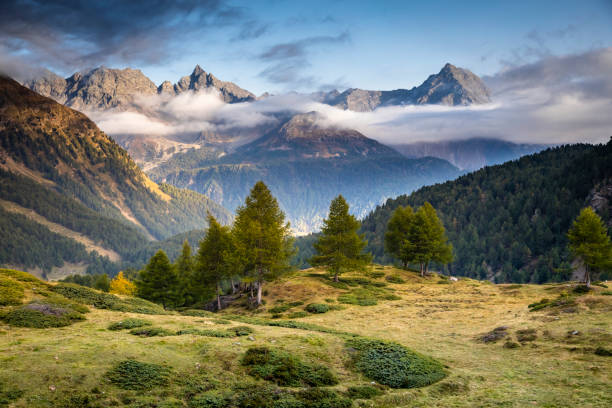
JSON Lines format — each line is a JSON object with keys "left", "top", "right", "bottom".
{"left": 321, "top": 63, "right": 491, "bottom": 111}
{"left": 25, "top": 65, "right": 255, "bottom": 110}
{"left": 0, "top": 76, "right": 231, "bottom": 277}
{"left": 392, "top": 138, "right": 547, "bottom": 171}
{"left": 150, "top": 113, "right": 460, "bottom": 234}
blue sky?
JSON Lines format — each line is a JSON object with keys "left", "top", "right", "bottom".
{"left": 0, "top": 0, "right": 611, "bottom": 95}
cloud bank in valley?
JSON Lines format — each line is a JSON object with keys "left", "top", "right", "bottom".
{"left": 90, "top": 48, "right": 612, "bottom": 146}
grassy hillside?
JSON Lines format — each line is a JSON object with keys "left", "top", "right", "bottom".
{"left": 360, "top": 141, "right": 612, "bottom": 283}
{"left": 1, "top": 267, "right": 610, "bottom": 407}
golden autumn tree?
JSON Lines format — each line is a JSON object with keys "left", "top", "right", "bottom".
{"left": 109, "top": 271, "right": 136, "bottom": 296}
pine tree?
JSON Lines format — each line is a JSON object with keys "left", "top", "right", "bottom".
{"left": 137, "top": 250, "right": 180, "bottom": 309}
{"left": 195, "top": 214, "right": 234, "bottom": 310}
{"left": 175, "top": 240, "right": 195, "bottom": 306}
{"left": 232, "top": 181, "right": 294, "bottom": 306}
{"left": 567, "top": 207, "right": 612, "bottom": 287}
{"left": 411, "top": 202, "right": 453, "bottom": 277}
{"left": 310, "top": 195, "right": 371, "bottom": 282}
{"left": 109, "top": 271, "right": 136, "bottom": 295}
{"left": 384, "top": 205, "right": 416, "bottom": 268}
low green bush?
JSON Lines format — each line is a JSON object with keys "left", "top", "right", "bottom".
{"left": 503, "top": 341, "right": 520, "bottom": 349}
{"left": 594, "top": 347, "right": 612, "bottom": 356}
{"left": 0, "top": 382, "right": 23, "bottom": 407}
{"left": 305, "top": 303, "right": 330, "bottom": 314}
{"left": 105, "top": 359, "right": 171, "bottom": 390}
{"left": 338, "top": 294, "right": 377, "bottom": 306}
{"left": 129, "top": 327, "right": 175, "bottom": 337}
{"left": 287, "top": 311, "right": 308, "bottom": 319}
{"left": 229, "top": 326, "right": 254, "bottom": 336}
{"left": 367, "top": 271, "right": 386, "bottom": 279}
{"left": 346, "top": 337, "right": 446, "bottom": 388}
{"left": 269, "top": 304, "right": 292, "bottom": 314}
{"left": 295, "top": 388, "right": 352, "bottom": 408}
{"left": 528, "top": 294, "right": 576, "bottom": 312}
{"left": 288, "top": 301, "right": 304, "bottom": 307}
{"left": 573, "top": 285, "right": 591, "bottom": 294}
{"left": 602, "top": 291, "right": 612, "bottom": 296}
{"left": 176, "top": 328, "right": 234, "bottom": 338}
{"left": 385, "top": 275, "right": 405, "bottom": 284}
{"left": 108, "top": 318, "right": 152, "bottom": 331}
{"left": 189, "top": 390, "right": 230, "bottom": 408}
{"left": 1, "top": 301, "right": 85, "bottom": 328}
{"left": 241, "top": 347, "right": 338, "bottom": 387}
{"left": 346, "top": 385, "right": 384, "bottom": 399}
{"left": 0, "top": 279, "right": 24, "bottom": 306}
{"left": 592, "top": 281, "right": 608, "bottom": 288}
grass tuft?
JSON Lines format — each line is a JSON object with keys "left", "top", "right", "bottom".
{"left": 105, "top": 360, "right": 171, "bottom": 390}
{"left": 107, "top": 318, "right": 152, "bottom": 331}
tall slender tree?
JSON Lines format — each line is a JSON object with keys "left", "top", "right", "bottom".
{"left": 175, "top": 240, "right": 195, "bottom": 306}
{"left": 411, "top": 202, "right": 453, "bottom": 277}
{"left": 137, "top": 250, "right": 180, "bottom": 309}
{"left": 232, "top": 181, "right": 294, "bottom": 306}
{"left": 195, "top": 214, "right": 234, "bottom": 310}
{"left": 310, "top": 195, "right": 371, "bottom": 282}
{"left": 385, "top": 205, "right": 416, "bottom": 268}
{"left": 567, "top": 207, "right": 612, "bottom": 287}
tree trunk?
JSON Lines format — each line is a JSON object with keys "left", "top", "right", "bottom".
{"left": 585, "top": 265, "right": 591, "bottom": 288}
{"left": 424, "top": 261, "right": 429, "bottom": 275}
{"left": 333, "top": 273, "right": 339, "bottom": 282}
{"left": 250, "top": 283, "right": 254, "bottom": 298}
{"left": 420, "top": 263, "right": 424, "bottom": 277}
{"left": 231, "top": 278, "right": 237, "bottom": 294}
{"left": 256, "top": 281, "right": 263, "bottom": 305}
{"left": 217, "top": 282, "right": 222, "bottom": 311}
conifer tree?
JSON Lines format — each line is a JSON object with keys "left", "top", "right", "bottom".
{"left": 232, "top": 181, "right": 293, "bottom": 306}
{"left": 385, "top": 205, "right": 416, "bottom": 268}
{"left": 310, "top": 195, "right": 371, "bottom": 282}
{"left": 567, "top": 207, "right": 612, "bottom": 287}
{"left": 175, "top": 240, "right": 195, "bottom": 306}
{"left": 411, "top": 202, "right": 453, "bottom": 277}
{"left": 137, "top": 250, "right": 180, "bottom": 309}
{"left": 195, "top": 214, "right": 234, "bottom": 310}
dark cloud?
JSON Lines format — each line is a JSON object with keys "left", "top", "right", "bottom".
{"left": 257, "top": 31, "right": 350, "bottom": 88}
{"left": 0, "top": 0, "right": 249, "bottom": 75}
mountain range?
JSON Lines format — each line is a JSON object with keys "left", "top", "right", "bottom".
{"left": 0, "top": 76, "right": 231, "bottom": 278}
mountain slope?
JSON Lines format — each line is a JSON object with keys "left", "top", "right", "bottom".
{"left": 0, "top": 76, "right": 232, "bottom": 275}
{"left": 359, "top": 140, "right": 612, "bottom": 283}
{"left": 322, "top": 63, "right": 491, "bottom": 111}
{"left": 151, "top": 114, "right": 460, "bottom": 233}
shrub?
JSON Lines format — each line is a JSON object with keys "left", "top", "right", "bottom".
{"left": 367, "top": 271, "right": 386, "bottom": 279}
{"left": 573, "top": 285, "right": 591, "bottom": 294}
{"left": 287, "top": 311, "right": 308, "bottom": 319}
{"left": 594, "top": 347, "right": 612, "bottom": 356}
{"left": 105, "top": 360, "right": 171, "bottom": 390}
{"left": 176, "top": 328, "right": 233, "bottom": 338}
{"left": 516, "top": 329, "right": 537, "bottom": 342}
{"left": 269, "top": 305, "right": 292, "bottom": 314}
{"left": 602, "top": 291, "right": 612, "bottom": 296}
{"left": 51, "top": 283, "right": 166, "bottom": 314}
{"left": 108, "top": 318, "right": 152, "bottom": 331}
{"left": 189, "top": 390, "right": 230, "bottom": 408}
{"left": 241, "top": 347, "right": 338, "bottom": 387}
{"left": 503, "top": 341, "right": 520, "bottom": 349}
{"left": 385, "top": 275, "right": 405, "bottom": 284}
{"left": 338, "top": 294, "right": 377, "bottom": 306}
{"left": 129, "top": 327, "right": 175, "bottom": 337}
{"left": 305, "top": 303, "right": 330, "bottom": 314}
{"left": 181, "top": 309, "right": 214, "bottom": 317}
{"left": 288, "top": 301, "right": 304, "bottom": 307}
{"left": 324, "top": 298, "right": 335, "bottom": 303}
{"left": 229, "top": 326, "right": 254, "bottom": 336}
{"left": 346, "top": 385, "right": 384, "bottom": 399}
{"left": 592, "top": 281, "right": 608, "bottom": 288}
{"left": 296, "top": 388, "right": 352, "bottom": 408}
{"left": 0, "top": 279, "right": 24, "bottom": 306}
{"left": 346, "top": 337, "right": 446, "bottom": 388}
{"left": 2, "top": 302, "right": 85, "bottom": 328}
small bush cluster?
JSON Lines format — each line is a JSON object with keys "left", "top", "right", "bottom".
{"left": 385, "top": 275, "right": 405, "bottom": 284}
{"left": 176, "top": 328, "right": 234, "bottom": 338}
{"left": 129, "top": 327, "right": 175, "bottom": 337}
{"left": 346, "top": 337, "right": 446, "bottom": 388}
{"left": 269, "top": 304, "right": 292, "bottom": 314}
{"left": 594, "top": 347, "right": 612, "bottom": 356}
{"left": 287, "top": 311, "right": 308, "bottom": 319}
{"left": 241, "top": 347, "right": 338, "bottom": 387}
{"left": 305, "top": 303, "right": 330, "bottom": 314}
{"left": 528, "top": 294, "right": 576, "bottom": 312}
{"left": 51, "top": 283, "right": 166, "bottom": 314}
{"left": 107, "top": 318, "right": 152, "bottom": 331}
{"left": 366, "top": 271, "right": 386, "bottom": 279}
{"left": 0, "top": 278, "right": 24, "bottom": 306}
{"left": 572, "top": 285, "right": 591, "bottom": 294}
{"left": 105, "top": 360, "right": 171, "bottom": 390}
{"left": 229, "top": 326, "right": 254, "bottom": 336}
{"left": 346, "top": 385, "right": 384, "bottom": 399}
{"left": 338, "top": 294, "right": 377, "bottom": 306}
{"left": 1, "top": 301, "right": 85, "bottom": 328}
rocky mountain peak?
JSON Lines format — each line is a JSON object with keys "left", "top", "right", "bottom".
{"left": 192, "top": 64, "right": 205, "bottom": 76}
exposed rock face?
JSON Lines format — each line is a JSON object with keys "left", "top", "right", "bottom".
{"left": 323, "top": 63, "right": 491, "bottom": 111}
{"left": 171, "top": 65, "right": 255, "bottom": 103}
{"left": 25, "top": 65, "right": 255, "bottom": 110}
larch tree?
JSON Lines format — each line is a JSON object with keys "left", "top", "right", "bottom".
{"left": 310, "top": 195, "right": 371, "bottom": 282}
{"left": 175, "top": 240, "right": 195, "bottom": 306}
{"left": 232, "top": 181, "right": 294, "bottom": 306}
{"left": 411, "top": 202, "right": 453, "bottom": 277}
{"left": 195, "top": 214, "right": 234, "bottom": 310}
{"left": 384, "top": 205, "right": 416, "bottom": 268}
{"left": 109, "top": 271, "right": 136, "bottom": 295}
{"left": 567, "top": 207, "right": 612, "bottom": 287}
{"left": 137, "top": 249, "right": 180, "bottom": 309}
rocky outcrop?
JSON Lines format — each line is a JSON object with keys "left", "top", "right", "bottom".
{"left": 322, "top": 63, "right": 491, "bottom": 111}
{"left": 171, "top": 65, "right": 255, "bottom": 103}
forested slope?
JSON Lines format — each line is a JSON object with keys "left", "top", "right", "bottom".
{"left": 360, "top": 141, "right": 612, "bottom": 282}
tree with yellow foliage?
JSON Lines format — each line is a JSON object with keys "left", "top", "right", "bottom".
{"left": 109, "top": 271, "right": 136, "bottom": 296}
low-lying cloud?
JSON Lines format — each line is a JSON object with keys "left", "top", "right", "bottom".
{"left": 90, "top": 47, "right": 612, "bottom": 146}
